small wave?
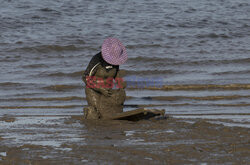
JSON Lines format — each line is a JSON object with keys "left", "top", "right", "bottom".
{"left": 127, "top": 103, "right": 250, "bottom": 107}
{"left": 124, "top": 104, "right": 167, "bottom": 108}
{"left": 11, "top": 44, "right": 79, "bottom": 53}
{"left": 126, "top": 44, "right": 162, "bottom": 49}
{"left": 0, "top": 82, "right": 40, "bottom": 90}
{"left": 199, "top": 58, "right": 250, "bottom": 65}
{"left": 242, "top": 23, "right": 250, "bottom": 28}
{"left": 38, "top": 8, "right": 61, "bottom": 16}
{"left": 136, "top": 84, "right": 250, "bottom": 91}
{"left": 212, "top": 70, "right": 250, "bottom": 75}
{"left": 125, "top": 70, "right": 175, "bottom": 76}
{"left": 128, "top": 57, "right": 250, "bottom": 66}
{"left": 196, "top": 33, "right": 230, "bottom": 39}
{"left": 0, "top": 105, "right": 82, "bottom": 109}
{"left": 184, "top": 8, "right": 197, "bottom": 13}
{"left": 143, "top": 95, "right": 250, "bottom": 101}
{"left": 165, "top": 24, "right": 177, "bottom": 28}
{"left": 215, "top": 103, "right": 250, "bottom": 107}
{"left": 128, "top": 56, "right": 176, "bottom": 63}
{"left": 22, "top": 64, "right": 48, "bottom": 69}
{"left": 167, "top": 103, "right": 250, "bottom": 107}
{"left": 39, "top": 8, "right": 59, "bottom": 13}
{"left": 229, "top": 2, "right": 250, "bottom": 9}
{"left": 45, "top": 71, "right": 83, "bottom": 78}
{"left": 31, "top": 15, "right": 47, "bottom": 20}
{"left": 42, "top": 84, "right": 81, "bottom": 91}
{"left": 0, "top": 82, "right": 23, "bottom": 87}
{"left": 0, "top": 96, "right": 85, "bottom": 102}
{"left": 216, "top": 21, "right": 229, "bottom": 25}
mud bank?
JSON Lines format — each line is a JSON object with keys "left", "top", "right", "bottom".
{"left": 0, "top": 115, "right": 15, "bottom": 123}
{"left": 0, "top": 116, "right": 249, "bottom": 164}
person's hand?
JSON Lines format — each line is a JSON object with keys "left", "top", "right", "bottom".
{"left": 99, "top": 88, "right": 112, "bottom": 97}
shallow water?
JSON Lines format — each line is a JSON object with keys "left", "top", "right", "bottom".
{"left": 0, "top": 116, "right": 249, "bottom": 164}
{"left": 0, "top": 0, "right": 250, "bottom": 150}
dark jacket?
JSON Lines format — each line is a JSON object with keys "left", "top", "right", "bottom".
{"left": 82, "top": 52, "right": 119, "bottom": 85}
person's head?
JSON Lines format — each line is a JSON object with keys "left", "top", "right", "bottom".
{"left": 101, "top": 38, "right": 127, "bottom": 66}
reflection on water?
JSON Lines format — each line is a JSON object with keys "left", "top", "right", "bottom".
{"left": 0, "top": 116, "right": 85, "bottom": 147}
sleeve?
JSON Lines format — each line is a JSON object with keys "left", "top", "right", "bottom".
{"left": 82, "top": 53, "right": 101, "bottom": 84}
{"left": 114, "top": 68, "right": 127, "bottom": 89}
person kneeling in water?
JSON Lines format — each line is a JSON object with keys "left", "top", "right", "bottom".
{"left": 82, "top": 38, "right": 127, "bottom": 119}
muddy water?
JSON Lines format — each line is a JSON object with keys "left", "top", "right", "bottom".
{"left": 0, "top": 116, "right": 249, "bottom": 164}
{"left": 0, "top": 0, "right": 250, "bottom": 163}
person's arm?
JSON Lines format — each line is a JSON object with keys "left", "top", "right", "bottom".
{"left": 82, "top": 65, "right": 98, "bottom": 86}
{"left": 82, "top": 54, "right": 112, "bottom": 96}
{"left": 84, "top": 66, "right": 112, "bottom": 96}
{"left": 115, "top": 70, "right": 127, "bottom": 89}
{"left": 82, "top": 53, "right": 101, "bottom": 85}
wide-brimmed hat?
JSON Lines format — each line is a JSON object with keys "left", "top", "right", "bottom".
{"left": 101, "top": 38, "right": 128, "bottom": 65}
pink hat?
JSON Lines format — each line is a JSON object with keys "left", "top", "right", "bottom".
{"left": 101, "top": 38, "right": 128, "bottom": 65}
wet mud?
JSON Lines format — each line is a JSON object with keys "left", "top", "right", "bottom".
{"left": 84, "top": 88, "right": 126, "bottom": 119}
{"left": 0, "top": 116, "right": 249, "bottom": 164}
{"left": 98, "top": 89, "right": 126, "bottom": 119}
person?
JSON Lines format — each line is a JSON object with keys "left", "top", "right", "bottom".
{"left": 82, "top": 38, "right": 127, "bottom": 119}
